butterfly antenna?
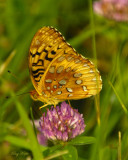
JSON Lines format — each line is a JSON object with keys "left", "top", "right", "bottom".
{"left": 7, "top": 70, "right": 29, "bottom": 86}
{"left": 7, "top": 70, "right": 19, "bottom": 80}
{"left": 6, "top": 91, "right": 30, "bottom": 99}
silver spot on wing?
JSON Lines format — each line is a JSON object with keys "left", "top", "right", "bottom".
{"left": 76, "top": 80, "right": 83, "bottom": 85}
{"left": 47, "top": 86, "right": 50, "bottom": 90}
{"left": 57, "top": 66, "right": 64, "bottom": 73}
{"left": 59, "top": 79, "right": 66, "bottom": 85}
{"left": 74, "top": 59, "right": 81, "bottom": 63}
{"left": 57, "top": 91, "right": 62, "bottom": 95}
{"left": 66, "top": 88, "right": 73, "bottom": 93}
{"left": 73, "top": 73, "right": 82, "bottom": 78}
{"left": 83, "top": 86, "right": 87, "bottom": 91}
{"left": 49, "top": 66, "right": 55, "bottom": 73}
{"left": 66, "top": 67, "right": 71, "bottom": 72}
{"left": 53, "top": 85, "right": 57, "bottom": 89}
{"left": 45, "top": 79, "right": 52, "bottom": 83}
{"left": 58, "top": 56, "right": 65, "bottom": 62}
{"left": 67, "top": 56, "right": 74, "bottom": 61}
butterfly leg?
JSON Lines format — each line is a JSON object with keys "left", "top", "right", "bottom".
{"left": 39, "top": 103, "right": 48, "bottom": 110}
{"left": 68, "top": 100, "right": 72, "bottom": 108}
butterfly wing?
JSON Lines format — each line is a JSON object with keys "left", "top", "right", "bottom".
{"left": 37, "top": 52, "right": 102, "bottom": 100}
{"left": 29, "top": 26, "right": 76, "bottom": 93}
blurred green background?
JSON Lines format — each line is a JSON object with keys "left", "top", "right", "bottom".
{"left": 0, "top": 0, "right": 128, "bottom": 159}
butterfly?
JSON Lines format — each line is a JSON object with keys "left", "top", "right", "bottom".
{"left": 29, "top": 26, "right": 102, "bottom": 108}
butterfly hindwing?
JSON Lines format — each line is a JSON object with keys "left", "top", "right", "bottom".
{"left": 37, "top": 53, "right": 102, "bottom": 100}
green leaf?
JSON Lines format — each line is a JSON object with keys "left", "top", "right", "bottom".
{"left": 108, "top": 79, "right": 128, "bottom": 114}
{"left": 62, "top": 145, "right": 78, "bottom": 160}
{"left": 13, "top": 94, "right": 44, "bottom": 160}
{"left": 69, "top": 136, "right": 96, "bottom": 145}
{"left": 4, "top": 135, "right": 31, "bottom": 150}
{"left": 44, "top": 149, "right": 68, "bottom": 160}
{"left": 48, "top": 144, "right": 62, "bottom": 153}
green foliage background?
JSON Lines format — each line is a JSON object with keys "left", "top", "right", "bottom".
{"left": 0, "top": 0, "right": 128, "bottom": 159}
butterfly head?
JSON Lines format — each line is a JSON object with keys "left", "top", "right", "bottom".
{"left": 30, "top": 89, "right": 49, "bottom": 103}
{"left": 30, "top": 89, "right": 60, "bottom": 106}
{"left": 30, "top": 90, "right": 40, "bottom": 101}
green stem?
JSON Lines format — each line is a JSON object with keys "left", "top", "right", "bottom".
{"left": 108, "top": 80, "right": 128, "bottom": 114}
{"left": 89, "top": 0, "right": 100, "bottom": 126}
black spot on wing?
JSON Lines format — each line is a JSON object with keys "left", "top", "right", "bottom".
{"left": 43, "top": 49, "right": 48, "bottom": 53}
{"left": 36, "top": 52, "right": 41, "bottom": 56}
{"left": 45, "top": 53, "right": 53, "bottom": 61}
{"left": 33, "top": 72, "right": 44, "bottom": 78}
{"left": 30, "top": 51, "right": 41, "bottom": 57}
{"left": 38, "top": 59, "right": 44, "bottom": 65}
{"left": 35, "top": 79, "right": 40, "bottom": 82}
{"left": 32, "top": 68, "right": 45, "bottom": 74}
{"left": 64, "top": 51, "right": 68, "bottom": 54}
{"left": 32, "top": 63, "right": 42, "bottom": 66}
{"left": 57, "top": 46, "right": 61, "bottom": 49}
{"left": 32, "top": 59, "right": 44, "bottom": 66}
{"left": 51, "top": 50, "right": 56, "bottom": 55}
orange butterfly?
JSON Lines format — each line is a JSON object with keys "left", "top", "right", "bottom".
{"left": 29, "top": 26, "right": 102, "bottom": 108}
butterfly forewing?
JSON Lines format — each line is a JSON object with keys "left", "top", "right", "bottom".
{"left": 29, "top": 26, "right": 76, "bottom": 92}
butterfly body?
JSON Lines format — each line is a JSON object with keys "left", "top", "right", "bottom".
{"left": 30, "top": 89, "right": 61, "bottom": 106}
{"left": 29, "top": 26, "right": 102, "bottom": 107}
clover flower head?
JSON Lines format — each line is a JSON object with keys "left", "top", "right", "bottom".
{"left": 39, "top": 102, "right": 85, "bottom": 142}
{"left": 93, "top": 0, "right": 128, "bottom": 21}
